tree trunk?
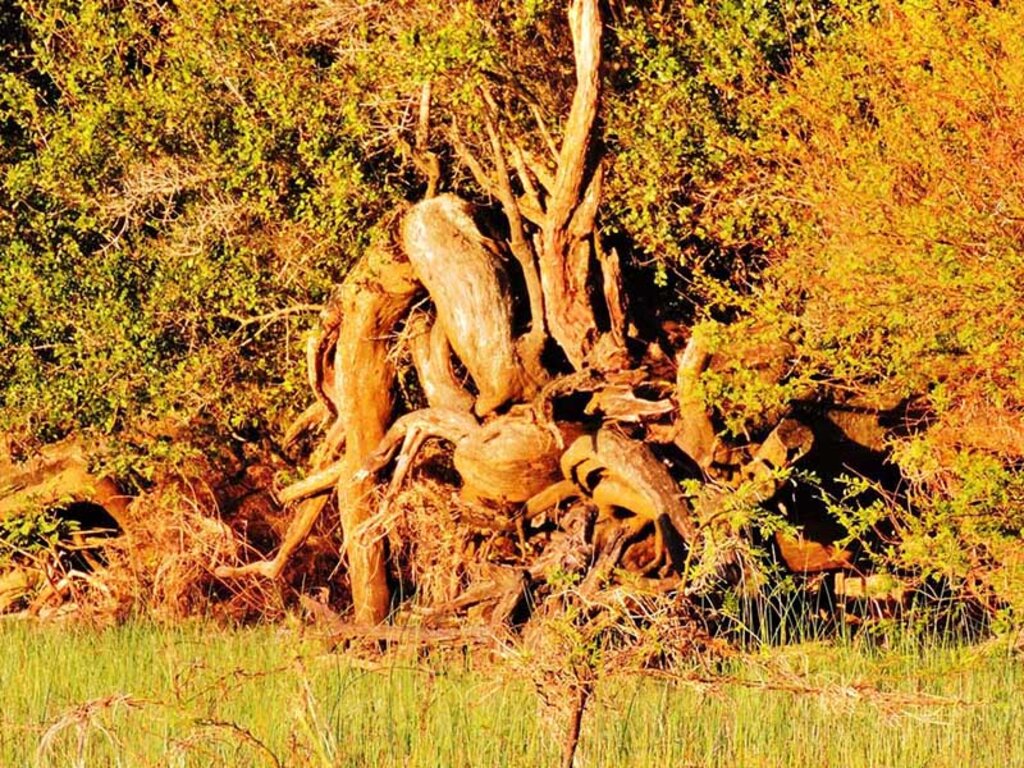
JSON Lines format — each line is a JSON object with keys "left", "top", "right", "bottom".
{"left": 331, "top": 247, "right": 421, "bottom": 624}
{"left": 402, "top": 195, "right": 534, "bottom": 415}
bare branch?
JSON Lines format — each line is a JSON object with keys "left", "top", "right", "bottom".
{"left": 508, "top": 143, "right": 546, "bottom": 216}
{"left": 450, "top": 122, "right": 501, "bottom": 199}
{"left": 477, "top": 97, "right": 548, "bottom": 357}
{"left": 358, "top": 408, "right": 479, "bottom": 480}
{"left": 594, "top": 237, "right": 627, "bottom": 349}
{"left": 223, "top": 303, "right": 323, "bottom": 330}
{"left": 479, "top": 85, "right": 546, "bottom": 225}
{"left": 532, "top": 0, "right": 609, "bottom": 368}
{"left": 278, "top": 461, "right": 345, "bottom": 505}
{"left": 530, "top": 102, "right": 560, "bottom": 161}
{"left": 674, "top": 331, "right": 718, "bottom": 470}
{"left": 548, "top": 0, "right": 602, "bottom": 235}
{"left": 414, "top": 80, "right": 441, "bottom": 198}
{"left": 415, "top": 80, "right": 432, "bottom": 152}
{"left": 282, "top": 401, "right": 329, "bottom": 448}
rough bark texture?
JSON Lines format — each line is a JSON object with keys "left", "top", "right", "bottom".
{"left": 215, "top": 247, "right": 420, "bottom": 624}
{"left": 538, "top": 0, "right": 606, "bottom": 369}
{"left": 454, "top": 414, "right": 564, "bottom": 504}
{"left": 674, "top": 331, "right": 719, "bottom": 470}
{"left": 0, "top": 1, "right": 912, "bottom": 633}
{"left": 408, "top": 314, "right": 475, "bottom": 412}
{"left": 325, "top": 248, "right": 422, "bottom": 623}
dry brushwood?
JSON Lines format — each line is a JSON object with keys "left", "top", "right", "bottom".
{"left": 212, "top": 0, "right": 861, "bottom": 627}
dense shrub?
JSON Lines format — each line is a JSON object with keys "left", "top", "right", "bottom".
{"left": 747, "top": 0, "right": 1024, "bottom": 614}
{"left": 3, "top": 0, "right": 1022, "bottom": 621}
{"left": 0, "top": 0, "right": 856, "bottom": 457}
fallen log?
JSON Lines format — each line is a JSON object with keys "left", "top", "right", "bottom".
{"left": 557, "top": 428, "right": 699, "bottom": 572}
{"left": 0, "top": 440, "right": 130, "bottom": 532}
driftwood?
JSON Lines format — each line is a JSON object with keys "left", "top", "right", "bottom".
{"left": 674, "top": 331, "right": 719, "bottom": 471}
{"left": 402, "top": 195, "right": 534, "bottom": 415}
{"left": 407, "top": 314, "right": 475, "bottom": 412}
{"left": 213, "top": 0, "right": 867, "bottom": 626}
{"left": 0, "top": 440, "right": 131, "bottom": 615}
{"left": 215, "top": 246, "right": 421, "bottom": 624}
{"left": 455, "top": 415, "right": 565, "bottom": 504}
{"left": 560, "top": 430, "right": 697, "bottom": 559}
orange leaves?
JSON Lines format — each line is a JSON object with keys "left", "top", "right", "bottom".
{"left": 762, "top": 0, "right": 1024, "bottom": 419}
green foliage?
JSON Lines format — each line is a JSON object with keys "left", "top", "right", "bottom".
{"left": 734, "top": 0, "right": 1024, "bottom": 613}
{"left": 762, "top": 0, "right": 1024, "bottom": 416}
{"left": 0, "top": 506, "right": 79, "bottom": 561}
{"left": 3, "top": 0, "right": 1022, "bottom": 624}
{"left": 0, "top": 0, "right": 413, "bottom": 450}
{"left": 601, "top": 0, "right": 873, "bottom": 317}
{"left": 0, "top": 0, "right": 863, "bottom": 455}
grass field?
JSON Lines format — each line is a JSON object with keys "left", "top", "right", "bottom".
{"left": 1, "top": 619, "right": 1021, "bottom": 767}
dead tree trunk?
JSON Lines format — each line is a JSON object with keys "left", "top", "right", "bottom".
{"left": 216, "top": 247, "right": 420, "bottom": 624}
{"left": 537, "top": 0, "right": 606, "bottom": 369}
{"left": 330, "top": 250, "right": 421, "bottom": 623}
{"left": 212, "top": 0, "right": 860, "bottom": 628}
{"left": 402, "top": 195, "right": 536, "bottom": 415}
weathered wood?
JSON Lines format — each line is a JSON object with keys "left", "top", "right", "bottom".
{"left": 0, "top": 566, "right": 40, "bottom": 614}
{"left": 595, "top": 239, "right": 627, "bottom": 350}
{"left": 584, "top": 385, "right": 674, "bottom": 424}
{"left": 0, "top": 440, "right": 131, "bottom": 531}
{"left": 537, "top": 0, "right": 604, "bottom": 369}
{"left": 478, "top": 91, "right": 548, "bottom": 373}
{"left": 407, "top": 314, "right": 475, "bottom": 412}
{"left": 744, "top": 419, "right": 815, "bottom": 484}
{"left": 309, "top": 306, "right": 342, "bottom": 415}
{"left": 217, "top": 247, "right": 420, "bottom": 625}
{"left": 330, "top": 248, "right": 421, "bottom": 624}
{"left": 454, "top": 414, "right": 564, "bottom": 504}
{"left": 775, "top": 534, "right": 853, "bottom": 573}
{"left": 277, "top": 462, "right": 345, "bottom": 505}
{"left": 362, "top": 407, "right": 566, "bottom": 507}
{"left": 674, "top": 331, "right": 718, "bottom": 470}
{"left": 281, "top": 401, "right": 329, "bottom": 448}
{"left": 360, "top": 408, "right": 479, "bottom": 481}
{"left": 696, "top": 418, "right": 814, "bottom": 525}
{"left": 402, "top": 195, "right": 532, "bottom": 415}
{"left": 525, "top": 480, "right": 580, "bottom": 520}
{"left": 560, "top": 429, "right": 699, "bottom": 570}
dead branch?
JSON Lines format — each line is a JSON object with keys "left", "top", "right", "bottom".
{"left": 277, "top": 462, "right": 345, "bottom": 506}
{"left": 674, "top": 330, "right": 718, "bottom": 470}
{"left": 359, "top": 408, "right": 479, "bottom": 480}
{"left": 535, "top": 0, "right": 607, "bottom": 368}
{"left": 0, "top": 440, "right": 131, "bottom": 531}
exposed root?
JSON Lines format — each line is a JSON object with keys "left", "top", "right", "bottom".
{"left": 196, "top": 0, "right": 873, "bottom": 637}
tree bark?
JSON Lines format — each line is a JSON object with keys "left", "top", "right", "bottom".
{"left": 408, "top": 314, "right": 475, "bottom": 412}
{"left": 537, "top": 0, "right": 606, "bottom": 369}
{"left": 454, "top": 413, "right": 565, "bottom": 504}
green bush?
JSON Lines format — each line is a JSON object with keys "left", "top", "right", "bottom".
{"left": 750, "top": 0, "right": 1024, "bottom": 613}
